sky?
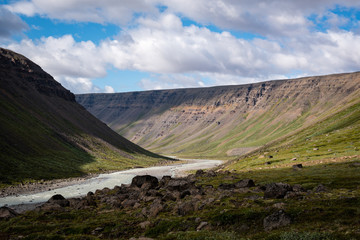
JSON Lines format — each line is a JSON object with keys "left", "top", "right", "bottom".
{"left": 1, "top": 1, "right": 360, "bottom": 94}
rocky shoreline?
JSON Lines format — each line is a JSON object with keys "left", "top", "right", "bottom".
{"left": 0, "top": 174, "right": 99, "bottom": 198}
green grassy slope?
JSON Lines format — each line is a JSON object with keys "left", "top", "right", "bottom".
{"left": 224, "top": 95, "right": 360, "bottom": 171}
{"left": 0, "top": 48, "right": 168, "bottom": 186}
{"left": 76, "top": 72, "right": 360, "bottom": 159}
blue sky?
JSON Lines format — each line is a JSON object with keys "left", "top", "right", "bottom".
{"left": 1, "top": 1, "right": 360, "bottom": 94}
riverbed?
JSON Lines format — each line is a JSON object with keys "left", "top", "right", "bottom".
{"left": 0, "top": 159, "right": 222, "bottom": 211}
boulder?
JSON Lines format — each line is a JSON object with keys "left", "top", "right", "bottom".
{"left": 47, "top": 194, "right": 69, "bottom": 207}
{"left": 195, "top": 169, "right": 205, "bottom": 176}
{"left": 235, "top": 179, "right": 255, "bottom": 188}
{"left": 218, "top": 183, "right": 235, "bottom": 190}
{"left": 196, "top": 221, "right": 209, "bottom": 231}
{"left": 131, "top": 175, "right": 158, "bottom": 189}
{"left": 139, "top": 221, "right": 151, "bottom": 229}
{"left": 177, "top": 201, "right": 196, "bottom": 216}
{"left": 205, "top": 170, "right": 217, "bottom": 177}
{"left": 313, "top": 184, "right": 327, "bottom": 193}
{"left": 148, "top": 201, "right": 164, "bottom": 218}
{"left": 0, "top": 206, "right": 18, "bottom": 219}
{"left": 264, "top": 183, "right": 292, "bottom": 199}
{"left": 159, "top": 175, "right": 172, "bottom": 187}
{"left": 166, "top": 179, "right": 193, "bottom": 191}
{"left": 292, "top": 164, "right": 303, "bottom": 170}
{"left": 121, "top": 199, "right": 138, "bottom": 208}
{"left": 263, "top": 210, "right": 291, "bottom": 231}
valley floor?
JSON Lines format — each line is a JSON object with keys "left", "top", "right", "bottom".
{"left": 0, "top": 155, "right": 359, "bottom": 240}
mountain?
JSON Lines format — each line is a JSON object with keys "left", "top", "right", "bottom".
{"left": 0, "top": 48, "right": 167, "bottom": 185}
{"left": 76, "top": 72, "right": 360, "bottom": 159}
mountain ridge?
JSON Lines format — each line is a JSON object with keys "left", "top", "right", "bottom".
{"left": 76, "top": 72, "right": 360, "bottom": 158}
{"left": 0, "top": 48, "right": 168, "bottom": 185}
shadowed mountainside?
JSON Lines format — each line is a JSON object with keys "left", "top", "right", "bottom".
{"left": 0, "top": 48, "right": 168, "bottom": 185}
{"left": 76, "top": 72, "right": 360, "bottom": 159}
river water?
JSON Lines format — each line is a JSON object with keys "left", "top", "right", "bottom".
{"left": 0, "top": 159, "right": 222, "bottom": 209}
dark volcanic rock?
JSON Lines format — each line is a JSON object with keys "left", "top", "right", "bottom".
{"left": 47, "top": 194, "right": 70, "bottom": 207}
{"left": 131, "top": 175, "right": 159, "bottom": 189}
{"left": 166, "top": 178, "right": 194, "bottom": 191}
{"left": 264, "top": 183, "right": 293, "bottom": 199}
{"left": 292, "top": 164, "right": 303, "bottom": 170}
{"left": 235, "top": 179, "right": 255, "bottom": 188}
{"left": 0, "top": 206, "right": 18, "bottom": 219}
{"left": 177, "top": 201, "right": 196, "bottom": 216}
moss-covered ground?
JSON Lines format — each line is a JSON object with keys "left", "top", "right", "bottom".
{"left": 1, "top": 158, "right": 360, "bottom": 239}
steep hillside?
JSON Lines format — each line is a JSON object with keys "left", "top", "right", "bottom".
{"left": 76, "top": 72, "right": 360, "bottom": 159}
{"left": 0, "top": 48, "right": 167, "bottom": 185}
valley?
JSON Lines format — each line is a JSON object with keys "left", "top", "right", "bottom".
{"left": 76, "top": 72, "right": 360, "bottom": 159}
{"left": 0, "top": 47, "right": 359, "bottom": 239}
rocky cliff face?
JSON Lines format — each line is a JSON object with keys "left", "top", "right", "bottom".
{"left": 0, "top": 48, "right": 165, "bottom": 184}
{"left": 76, "top": 72, "right": 360, "bottom": 158}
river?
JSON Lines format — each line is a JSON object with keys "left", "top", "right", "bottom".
{"left": 0, "top": 159, "right": 222, "bottom": 210}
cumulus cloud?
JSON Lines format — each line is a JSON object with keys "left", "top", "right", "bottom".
{"left": 6, "top": 0, "right": 158, "bottom": 25}
{"left": 4, "top": 1, "right": 360, "bottom": 92}
{"left": 7, "top": 35, "right": 107, "bottom": 78}
{"left": 6, "top": 0, "right": 360, "bottom": 37}
{"left": 0, "top": 7, "right": 28, "bottom": 38}
{"left": 6, "top": 35, "right": 113, "bottom": 94}
{"left": 139, "top": 74, "right": 205, "bottom": 90}
{"left": 6, "top": 13, "right": 360, "bottom": 93}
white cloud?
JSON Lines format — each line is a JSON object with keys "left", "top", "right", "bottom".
{"left": 56, "top": 76, "right": 100, "bottom": 94}
{"left": 7, "top": 0, "right": 360, "bottom": 37}
{"left": 104, "top": 85, "right": 115, "bottom": 93}
{"left": 6, "top": 13, "right": 360, "bottom": 93}
{"left": 139, "top": 74, "right": 206, "bottom": 90}
{"left": 6, "top": 0, "right": 158, "bottom": 25}
{"left": 0, "top": 7, "right": 28, "bottom": 38}
{"left": 4, "top": 1, "right": 360, "bottom": 93}
{"left": 7, "top": 35, "right": 107, "bottom": 78}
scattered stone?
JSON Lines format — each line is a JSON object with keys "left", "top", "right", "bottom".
{"left": 122, "top": 199, "right": 138, "bottom": 208}
{"left": 177, "top": 201, "right": 196, "bottom": 216}
{"left": 196, "top": 221, "right": 209, "bottom": 231}
{"left": 349, "top": 162, "right": 360, "bottom": 167}
{"left": 131, "top": 175, "right": 158, "bottom": 189}
{"left": 47, "top": 194, "right": 70, "bottom": 207}
{"left": 291, "top": 158, "right": 297, "bottom": 161}
{"left": 147, "top": 201, "right": 164, "bottom": 218}
{"left": 0, "top": 206, "right": 18, "bottom": 219}
{"left": 195, "top": 169, "right": 205, "bottom": 176}
{"left": 239, "top": 224, "right": 250, "bottom": 232}
{"left": 218, "top": 183, "right": 235, "bottom": 190}
{"left": 263, "top": 210, "right": 291, "bottom": 231}
{"left": 264, "top": 183, "right": 292, "bottom": 199}
{"left": 313, "top": 184, "right": 327, "bottom": 193}
{"left": 265, "top": 161, "right": 272, "bottom": 165}
{"left": 205, "top": 170, "right": 217, "bottom": 177}
{"left": 180, "top": 190, "right": 191, "bottom": 199}
{"left": 166, "top": 179, "right": 193, "bottom": 191}
{"left": 272, "top": 202, "right": 286, "bottom": 209}
{"left": 292, "top": 184, "right": 306, "bottom": 192}
{"left": 91, "top": 227, "right": 104, "bottom": 235}
{"left": 159, "top": 175, "right": 172, "bottom": 186}
{"left": 139, "top": 221, "right": 151, "bottom": 229}
{"left": 292, "top": 164, "right": 303, "bottom": 170}
{"left": 268, "top": 155, "right": 273, "bottom": 159}
{"left": 235, "top": 179, "right": 255, "bottom": 188}
{"left": 313, "top": 148, "right": 319, "bottom": 151}
{"left": 259, "top": 155, "right": 265, "bottom": 159}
